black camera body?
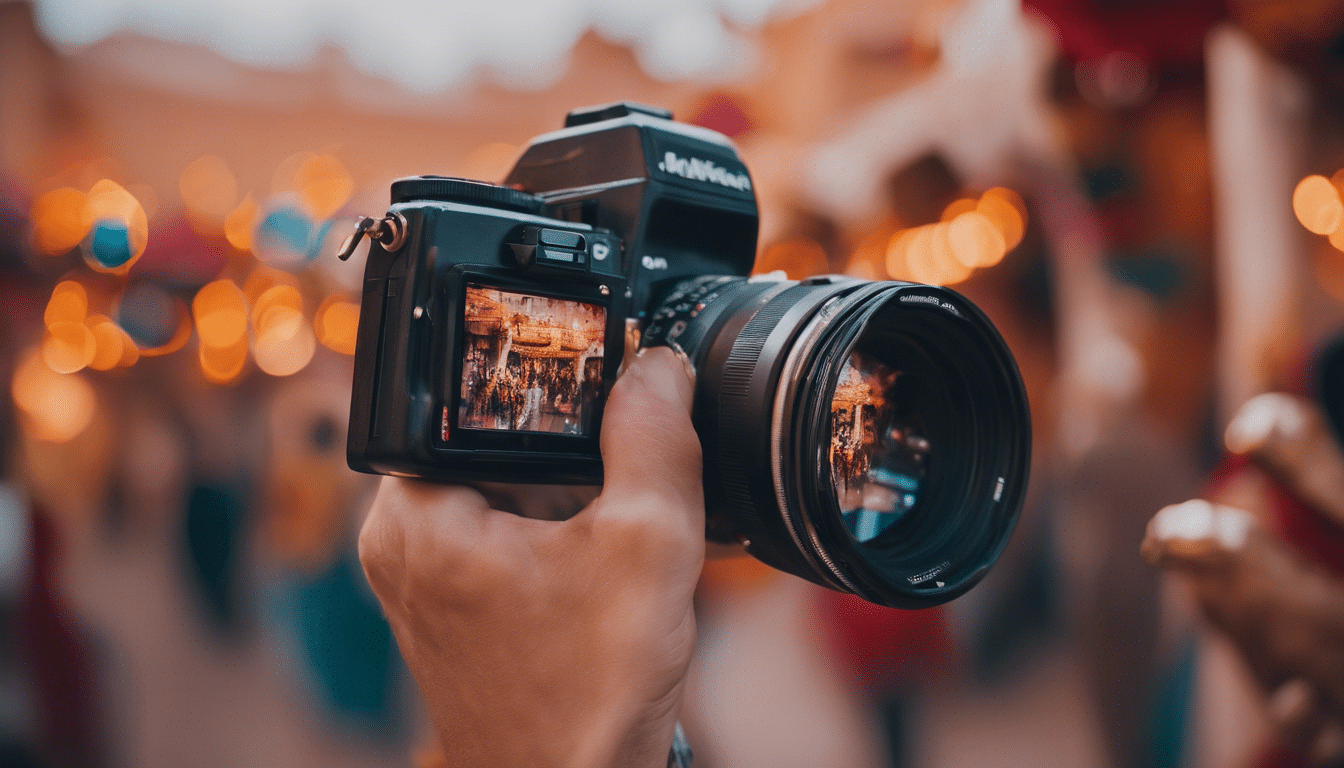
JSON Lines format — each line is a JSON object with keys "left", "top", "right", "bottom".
{"left": 345, "top": 102, "right": 1033, "bottom": 609}
{"left": 347, "top": 102, "right": 757, "bottom": 483}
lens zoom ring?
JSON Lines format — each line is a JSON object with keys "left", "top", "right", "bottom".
{"left": 716, "top": 287, "right": 807, "bottom": 528}
{"left": 719, "top": 288, "right": 801, "bottom": 399}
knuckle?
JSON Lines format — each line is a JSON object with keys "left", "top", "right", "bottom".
{"left": 596, "top": 494, "right": 700, "bottom": 555}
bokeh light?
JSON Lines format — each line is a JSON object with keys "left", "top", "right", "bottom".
{"left": 315, "top": 294, "right": 360, "bottom": 356}
{"left": 886, "top": 228, "right": 913, "bottom": 279}
{"left": 83, "top": 179, "right": 149, "bottom": 273}
{"left": 1293, "top": 174, "right": 1343, "bottom": 236}
{"left": 253, "top": 284, "right": 315, "bottom": 376}
{"left": 86, "top": 314, "right": 128, "bottom": 371}
{"left": 193, "top": 279, "right": 249, "bottom": 350}
{"left": 11, "top": 348, "right": 97, "bottom": 443}
{"left": 882, "top": 189, "right": 1026, "bottom": 286}
{"left": 31, "top": 187, "right": 92, "bottom": 255}
{"left": 252, "top": 284, "right": 303, "bottom": 327}
{"left": 940, "top": 198, "right": 978, "bottom": 222}
{"left": 910, "top": 223, "right": 974, "bottom": 285}
{"left": 902, "top": 226, "right": 940, "bottom": 283}
{"left": 199, "top": 337, "right": 249, "bottom": 384}
{"left": 41, "top": 321, "right": 97, "bottom": 374}
{"left": 976, "top": 187, "right": 1026, "bottom": 250}
{"left": 253, "top": 196, "right": 329, "bottom": 266}
{"left": 947, "top": 210, "right": 1007, "bottom": 268}
{"left": 295, "top": 154, "right": 354, "bottom": 219}
{"left": 44, "top": 280, "right": 89, "bottom": 327}
{"left": 179, "top": 155, "right": 239, "bottom": 233}
{"left": 225, "top": 193, "right": 259, "bottom": 251}
{"left": 887, "top": 223, "right": 975, "bottom": 285}
{"left": 192, "top": 279, "right": 250, "bottom": 383}
{"left": 254, "top": 312, "right": 316, "bottom": 377}
{"left": 244, "top": 264, "right": 301, "bottom": 305}
{"left": 115, "top": 328, "right": 141, "bottom": 368}
{"left": 272, "top": 151, "right": 315, "bottom": 195}
{"left": 118, "top": 282, "right": 192, "bottom": 357}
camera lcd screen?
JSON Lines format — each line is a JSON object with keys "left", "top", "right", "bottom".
{"left": 458, "top": 284, "right": 606, "bottom": 436}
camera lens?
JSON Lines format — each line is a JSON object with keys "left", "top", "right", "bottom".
{"left": 644, "top": 276, "right": 1030, "bottom": 609}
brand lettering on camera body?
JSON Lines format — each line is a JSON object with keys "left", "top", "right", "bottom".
{"left": 657, "top": 152, "right": 752, "bottom": 192}
{"left": 899, "top": 293, "right": 962, "bottom": 317}
{"left": 642, "top": 255, "right": 669, "bottom": 270}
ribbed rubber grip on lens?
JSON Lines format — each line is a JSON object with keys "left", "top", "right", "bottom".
{"left": 715, "top": 287, "right": 805, "bottom": 527}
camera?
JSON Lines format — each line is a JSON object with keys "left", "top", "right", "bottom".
{"left": 339, "top": 101, "right": 1031, "bottom": 609}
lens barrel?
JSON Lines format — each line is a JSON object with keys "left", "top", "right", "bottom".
{"left": 643, "top": 276, "right": 1030, "bottom": 609}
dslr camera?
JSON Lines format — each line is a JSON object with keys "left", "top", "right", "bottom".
{"left": 339, "top": 102, "right": 1031, "bottom": 609}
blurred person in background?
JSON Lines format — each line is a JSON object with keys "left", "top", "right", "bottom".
{"left": 1140, "top": 3, "right": 1344, "bottom": 766}
{"left": 1144, "top": 379, "right": 1344, "bottom": 766}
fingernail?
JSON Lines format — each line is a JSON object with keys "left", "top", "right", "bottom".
{"left": 633, "top": 342, "right": 696, "bottom": 386}
{"left": 1226, "top": 394, "right": 1278, "bottom": 453}
{"left": 627, "top": 345, "right": 695, "bottom": 412}
{"left": 667, "top": 343, "right": 697, "bottom": 389}
{"left": 1149, "top": 499, "right": 1253, "bottom": 550}
{"left": 1225, "top": 392, "right": 1307, "bottom": 453}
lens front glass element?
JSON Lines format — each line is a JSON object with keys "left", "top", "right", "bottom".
{"left": 817, "top": 299, "right": 985, "bottom": 589}
{"left": 830, "top": 351, "right": 931, "bottom": 543}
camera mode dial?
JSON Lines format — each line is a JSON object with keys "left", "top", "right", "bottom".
{"left": 390, "top": 176, "right": 545, "bottom": 215}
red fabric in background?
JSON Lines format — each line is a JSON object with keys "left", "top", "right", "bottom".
{"left": 815, "top": 590, "right": 951, "bottom": 689}
{"left": 1210, "top": 453, "right": 1344, "bottom": 578}
{"left": 1025, "top": 0, "right": 1226, "bottom": 66}
{"left": 1267, "top": 477, "right": 1344, "bottom": 580}
{"left": 134, "top": 217, "right": 232, "bottom": 281}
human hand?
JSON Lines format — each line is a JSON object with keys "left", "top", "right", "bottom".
{"left": 1224, "top": 392, "right": 1344, "bottom": 529}
{"left": 1143, "top": 499, "right": 1344, "bottom": 764}
{"left": 359, "top": 347, "right": 703, "bottom": 768}
{"left": 1144, "top": 392, "right": 1344, "bottom": 757}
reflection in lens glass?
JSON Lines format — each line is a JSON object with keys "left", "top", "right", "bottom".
{"left": 831, "top": 351, "right": 931, "bottom": 543}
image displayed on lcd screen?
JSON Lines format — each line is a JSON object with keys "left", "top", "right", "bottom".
{"left": 457, "top": 284, "right": 606, "bottom": 436}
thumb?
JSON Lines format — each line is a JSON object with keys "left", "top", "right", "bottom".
{"left": 598, "top": 346, "right": 702, "bottom": 514}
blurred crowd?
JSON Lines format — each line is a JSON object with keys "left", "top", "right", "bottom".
{"left": 4, "top": 0, "right": 1344, "bottom": 766}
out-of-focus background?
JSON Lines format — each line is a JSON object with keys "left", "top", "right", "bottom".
{"left": 4, "top": 0, "right": 1344, "bottom": 766}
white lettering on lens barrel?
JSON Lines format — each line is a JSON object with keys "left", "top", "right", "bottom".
{"left": 994, "top": 476, "right": 1005, "bottom": 502}
{"left": 908, "top": 561, "right": 950, "bottom": 585}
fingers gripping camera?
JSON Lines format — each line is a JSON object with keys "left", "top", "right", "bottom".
{"left": 340, "top": 102, "right": 1032, "bottom": 609}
